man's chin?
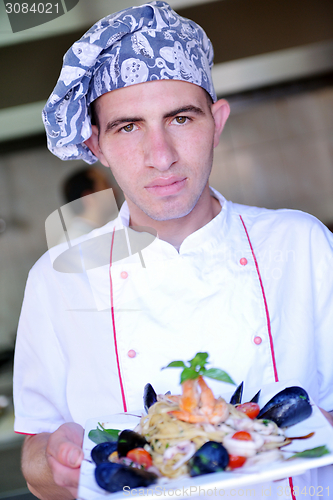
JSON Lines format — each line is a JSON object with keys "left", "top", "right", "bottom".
{"left": 143, "top": 203, "right": 196, "bottom": 222}
{"left": 126, "top": 189, "right": 204, "bottom": 223}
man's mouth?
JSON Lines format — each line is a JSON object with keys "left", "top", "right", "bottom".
{"left": 145, "top": 176, "right": 187, "bottom": 196}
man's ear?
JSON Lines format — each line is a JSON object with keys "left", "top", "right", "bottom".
{"left": 211, "top": 99, "right": 230, "bottom": 148}
{"left": 84, "top": 126, "right": 109, "bottom": 167}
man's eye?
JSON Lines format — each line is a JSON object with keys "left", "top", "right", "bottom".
{"left": 121, "top": 123, "right": 136, "bottom": 132}
{"left": 175, "top": 116, "right": 188, "bottom": 124}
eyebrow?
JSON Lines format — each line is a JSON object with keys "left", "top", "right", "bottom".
{"left": 104, "top": 105, "right": 205, "bottom": 133}
{"left": 164, "top": 105, "right": 205, "bottom": 119}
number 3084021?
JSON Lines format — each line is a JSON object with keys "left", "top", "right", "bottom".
{"left": 5, "top": 3, "right": 60, "bottom": 14}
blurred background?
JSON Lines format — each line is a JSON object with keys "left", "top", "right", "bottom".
{"left": 0, "top": 0, "right": 333, "bottom": 497}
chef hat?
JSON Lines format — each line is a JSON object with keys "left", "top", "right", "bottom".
{"left": 43, "top": 1, "right": 216, "bottom": 164}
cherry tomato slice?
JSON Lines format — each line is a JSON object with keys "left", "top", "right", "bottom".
{"left": 232, "top": 431, "right": 252, "bottom": 441}
{"left": 228, "top": 454, "right": 247, "bottom": 469}
{"left": 237, "top": 402, "right": 260, "bottom": 419}
{"left": 126, "top": 448, "right": 153, "bottom": 468}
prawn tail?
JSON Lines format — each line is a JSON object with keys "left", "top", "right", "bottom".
{"left": 168, "top": 410, "right": 208, "bottom": 423}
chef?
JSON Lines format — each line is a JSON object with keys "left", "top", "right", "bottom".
{"left": 13, "top": 2, "right": 333, "bottom": 499}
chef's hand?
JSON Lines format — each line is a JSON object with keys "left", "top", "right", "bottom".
{"left": 319, "top": 407, "right": 333, "bottom": 427}
{"left": 22, "top": 422, "right": 84, "bottom": 500}
{"left": 47, "top": 422, "right": 84, "bottom": 496}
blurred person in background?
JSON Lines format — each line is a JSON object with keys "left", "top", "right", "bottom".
{"left": 60, "top": 166, "right": 120, "bottom": 239}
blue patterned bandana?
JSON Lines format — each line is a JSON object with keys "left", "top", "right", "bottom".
{"left": 43, "top": 1, "right": 216, "bottom": 164}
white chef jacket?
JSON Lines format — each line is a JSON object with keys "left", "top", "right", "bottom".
{"left": 14, "top": 188, "right": 333, "bottom": 498}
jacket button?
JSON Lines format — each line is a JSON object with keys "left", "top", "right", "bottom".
{"left": 121, "top": 271, "right": 128, "bottom": 279}
{"left": 240, "top": 258, "right": 248, "bottom": 266}
{"left": 254, "top": 336, "right": 262, "bottom": 345}
{"left": 128, "top": 350, "right": 136, "bottom": 358}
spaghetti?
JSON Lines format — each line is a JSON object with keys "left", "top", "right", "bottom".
{"left": 139, "top": 395, "right": 287, "bottom": 478}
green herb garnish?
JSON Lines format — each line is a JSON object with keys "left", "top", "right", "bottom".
{"left": 286, "top": 445, "right": 330, "bottom": 460}
{"left": 88, "top": 422, "right": 120, "bottom": 444}
{"left": 162, "top": 352, "right": 235, "bottom": 385}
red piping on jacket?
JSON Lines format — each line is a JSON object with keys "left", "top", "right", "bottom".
{"left": 239, "top": 215, "right": 279, "bottom": 382}
{"left": 109, "top": 227, "right": 127, "bottom": 412}
{"left": 239, "top": 216, "right": 296, "bottom": 500}
{"left": 289, "top": 477, "right": 297, "bottom": 500}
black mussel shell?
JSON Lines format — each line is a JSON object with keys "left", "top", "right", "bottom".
{"left": 91, "top": 441, "right": 118, "bottom": 465}
{"left": 258, "top": 386, "right": 312, "bottom": 427}
{"left": 229, "top": 381, "right": 244, "bottom": 405}
{"left": 189, "top": 441, "right": 229, "bottom": 477}
{"left": 95, "top": 462, "right": 123, "bottom": 492}
{"left": 250, "top": 390, "right": 261, "bottom": 403}
{"left": 95, "top": 462, "right": 158, "bottom": 493}
{"left": 143, "top": 383, "right": 158, "bottom": 413}
{"left": 117, "top": 429, "right": 148, "bottom": 458}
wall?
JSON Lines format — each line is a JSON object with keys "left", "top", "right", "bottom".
{"left": 211, "top": 85, "right": 333, "bottom": 220}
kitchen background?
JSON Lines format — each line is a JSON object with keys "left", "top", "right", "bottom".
{"left": 0, "top": 0, "right": 333, "bottom": 497}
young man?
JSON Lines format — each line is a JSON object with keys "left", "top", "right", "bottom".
{"left": 14, "top": 2, "right": 333, "bottom": 499}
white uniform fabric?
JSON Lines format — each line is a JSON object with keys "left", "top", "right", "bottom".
{"left": 58, "top": 216, "right": 98, "bottom": 242}
{"left": 14, "top": 188, "right": 333, "bottom": 498}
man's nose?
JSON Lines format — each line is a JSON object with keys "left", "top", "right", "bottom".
{"left": 143, "top": 127, "right": 178, "bottom": 171}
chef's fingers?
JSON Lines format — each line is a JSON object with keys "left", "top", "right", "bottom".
{"left": 47, "top": 454, "right": 81, "bottom": 495}
{"left": 46, "top": 422, "right": 84, "bottom": 468}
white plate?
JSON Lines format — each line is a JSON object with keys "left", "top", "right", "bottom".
{"left": 78, "top": 380, "right": 333, "bottom": 500}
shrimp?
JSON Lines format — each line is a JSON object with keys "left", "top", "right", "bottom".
{"left": 179, "top": 378, "right": 200, "bottom": 412}
{"left": 197, "top": 376, "right": 215, "bottom": 415}
{"left": 169, "top": 376, "right": 229, "bottom": 424}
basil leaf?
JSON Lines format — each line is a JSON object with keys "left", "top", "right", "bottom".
{"left": 103, "top": 428, "right": 120, "bottom": 439}
{"left": 287, "top": 446, "right": 330, "bottom": 460}
{"left": 162, "top": 361, "right": 186, "bottom": 369}
{"left": 88, "top": 428, "right": 119, "bottom": 444}
{"left": 189, "top": 352, "right": 209, "bottom": 370}
{"left": 180, "top": 367, "right": 200, "bottom": 383}
{"left": 162, "top": 352, "right": 235, "bottom": 388}
{"left": 203, "top": 368, "right": 236, "bottom": 385}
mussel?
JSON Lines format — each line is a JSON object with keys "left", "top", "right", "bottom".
{"left": 117, "top": 429, "right": 148, "bottom": 458}
{"left": 258, "top": 386, "right": 312, "bottom": 427}
{"left": 229, "top": 382, "right": 261, "bottom": 405}
{"left": 229, "top": 382, "right": 243, "bottom": 405}
{"left": 250, "top": 390, "right": 261, "bottom": 404}
{"left": 91, "top": 441, "right": 118, "bottom": 465}
{"left": 143, "top": 383, "right": 158, "bottom": 412}
{"left": 189, "top": 441, "right": 229, "bottom": 477}
{"left": 95, "top": 462, "right": 158, "bottom": 493}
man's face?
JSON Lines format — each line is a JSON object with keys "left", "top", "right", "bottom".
{"left": 89, "top": 80, "right": 226, "bottom": 222}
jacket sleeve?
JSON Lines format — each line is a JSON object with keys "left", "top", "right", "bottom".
{"left": 13, "top": 261, "right": 71, "bottom": 435}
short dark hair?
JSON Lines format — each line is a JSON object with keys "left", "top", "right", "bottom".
{"left": 90, "top": 100, "right": 100, "bottom": 131}
{"left": 62, "top": 167, "right": 95, "bottom": 214}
